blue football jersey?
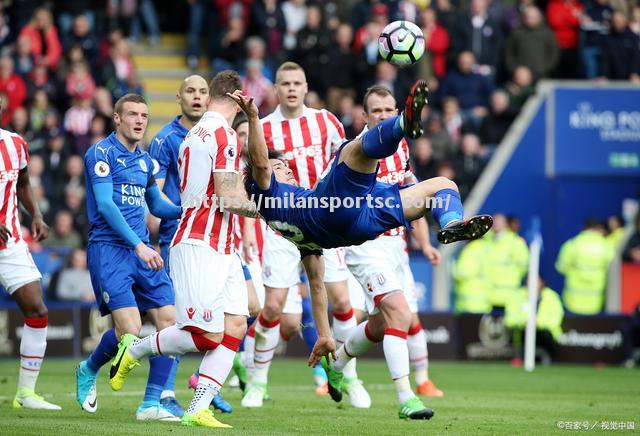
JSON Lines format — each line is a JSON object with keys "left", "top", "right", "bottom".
{"left": 253, "top": 158, "right": 409, "bottom": 250}
{"left": 84, "top": 132, "right": 157, "bottom": 245}
{"left": 148, "top": 116, "right": 187, "bottom": 245}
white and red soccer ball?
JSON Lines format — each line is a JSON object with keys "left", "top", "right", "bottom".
{"left": 378, "top": 20, "right": 425, "bottom": 67}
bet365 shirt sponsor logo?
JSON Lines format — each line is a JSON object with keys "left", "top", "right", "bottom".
{"left": 0, "top": 169, "right": 19, "bottom": 182}
{"left": 120, "top": 184, "right": 146, "bottom": 206}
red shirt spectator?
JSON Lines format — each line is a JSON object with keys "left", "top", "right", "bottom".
{"left": 65, "top": 61, "right": 96, "bottom": 101}
{"left": 0, "top": 57, "right": 27, "bottom": 127}
{"left": 547, "top": 0, "right": 583, "bottom": 49}
{"left": 18, "top": 8, "right": 62, "bottom": 71}
{"left": 421, "top": 8, "right": 450, "bottom": 79}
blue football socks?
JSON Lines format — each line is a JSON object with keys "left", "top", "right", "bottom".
{"left": 432, "top": 188, "right": 463, "bottom": 228}
{"left": 86, "top": 328, "right": 118, "bottom": 375}
{"left": 361, "top": 116, "right": 404, "bottom": 159}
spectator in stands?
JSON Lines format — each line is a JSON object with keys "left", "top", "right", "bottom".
{"left": 63, "top": 186, "right": 88, "bottom": 241}
{"left": 244, "top": 36, "right": 275, "bottom": 81}
{"left": 102, "top": 38, "right": 136, "bottom": 98}
{"left": 65, "top": 60, "right": 96, "bottom": 102}
{"left": 556, "top": 218, "right": 615, "bottom": 314}
{"left": 295, "top": 4, "right": 332, "bottom": 95}
{"left": 425, "top": 112, "right": 458, "bottom": 161}
{"left": 113, "top": 72, "right": 144, "bottom": 100}
{"left": 89, "top": 114, "right": 110, "bottom": 144}
{"left": 485, "top": 213, "right": 530, "bottom": 310}
{"left": 282, "top": 0, "right": 308, "bottom": 51}
{"left": 250, "top": 0, "right": 287, "bottom": 65}
{"left": 106, "top": 0, "right": 137, "bottom": 35}
{"left": 64, "top": 97, "right": 95, "bottom": 153}
{"left": 63, "top": 155, "right": 85, "bottom": 194}
{"left": 39, "top": 130, "right": 69, "bottom": 199}
{"left": 505, "top": 66, "right": 536, "bottom": 113}
{"left": 18, "top": 7, "right": 62, "bottom": 71}
{"left": 9, "top": 107, "right": 32, "bottom": 143}
{"left": 55, "top": 1, "right": 97, "bottom": 42}
{"left": 242, "top": 59, "right": 275, "bottom": 115}
{"left": 434, "top": 0, "right": 460, "bottom": 41}
{"left": 505, "top": 276, "right": 564, "bottom": 366}
{"left": 0, "top": 10, "right": 11, "bottom": 52}
{"left": 411, "top": 137, "right": 438, "bottom": 182}
{"left": 598, "top": 11, "right": 640, "bottom": 82}
{"left": 53, "top": 248, "right": 94, "bottom": 302}
{"left": 418, "top": 8, "right": 450, "bottom": 81}
{"left": 440, "top": 51, "right": 493, "bottom": 125}
{"left": 622, "top": 215, "right": 640, "bottom": 263}
{"left": 64, "top": 14, "right": 99, "bottom": 67}
{"left": 325, "top": 23, "right": 359, "bottom": 113}
{"left": 441, "top": 96, "right": 465, "bottom": 144}
{"left": 454, "top": 133, "right": 487, "bottom": 198}
{"left": 211, "top": 16, "right": 246, "bottom": 73}
{"left": 93, "top": 87, "right": 115, "bottom": 127}
{"left": 42, "top": 209, "right": 83, "bottom": 249}
{"left": 0, "top": 56, "right": 27, "bottom": 127}
{"left": 456, "top": 0, "right": 503, "bottom": 79}
{"left": 503, "top": 0, "right": 536, "bottom": 33}
{"left": 130, "top": 0, "right": 161, "bottom": 46}
{"left": 505, "top": 6, "right": 559, "bottom": 80}
{"left": 26, "top": 64, "right": 60, "bottom": 107}
{"left": 580, "top": 0, "right": 612, "bottom": 79}
{"left": 29, "top": 89, "right": 51, "bottom": 135}
{"left": 547, "top": 0, "right": 583, "bottom": 79}
{"left": 631, "top": 4, "right": 640, "bottom": 37}
{"left": 13, "top": 36, "right": 34, "bottom": 77}
{"left": 479, "top": 90, "right": 516, "bottom": 147}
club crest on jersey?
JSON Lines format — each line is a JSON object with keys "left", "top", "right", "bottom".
{"left": 94, "top": 161, "right": 110, "bottom": 177}
{"left": 186, "top": 307, "right": 196, "bottom": 319}
{"left": 138, "top": 159, "right": 148, "bottom": 172}
{"left": 103, "top": 292, "right": 110, "bottom": 303}
{"left": 224, "top": 145, "right": 237, "bottom": 160}
{"left": 203, "top": 309, "right": 213, "bottom": 322}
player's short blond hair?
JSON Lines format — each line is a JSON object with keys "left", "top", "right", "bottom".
{"left": 275, "top": 61, "right": 306, "bottom": 83}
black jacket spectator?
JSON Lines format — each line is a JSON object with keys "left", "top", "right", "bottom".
{"left": 599, "top": 12, "right": 640, "bottom": 80}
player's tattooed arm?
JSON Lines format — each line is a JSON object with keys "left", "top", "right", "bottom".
{"left": 17, "top": 168, "right": 49, "bottom": 241}
{"left": 213, "top": 171, "right": 260, "bottom": 218}
{"left": 226, "top": 90, "right": 272, "bottom": 190}
{"left": 301, "top": 254, "right": 336, "bottom": 366}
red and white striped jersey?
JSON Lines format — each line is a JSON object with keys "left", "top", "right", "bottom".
{"left": 0, "top": 129, "right": 28, "bottom": 251}
{"left": 233, "top": 215, "right": 267, "bottom": 264}
{"left": 261, "top": 105, "right": 346, "bottom": 189}
{"left": 355, "top": 126, "right": 413, "bottom": 237}
{"left": 378, "top": 137, "right": 413, "bottom": 237}
{"left": 171, "top": 112, "right": 242, "bottom": 254}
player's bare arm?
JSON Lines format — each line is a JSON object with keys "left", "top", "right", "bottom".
{"left": 213, "top": 171, "right": 259, "bottom": 218}
{"left": 301, "top": 253, "right": 336, "bottom": 366}
{"left": 242, "top": 216, "right": 258, "bottom": 263}
{"left": 16, "top": 167, "right": 48, "bottom": 241}
{"left": 226, "top": 90, "right": 272, "bottom": 190}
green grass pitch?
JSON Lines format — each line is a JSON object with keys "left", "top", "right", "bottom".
{"left": 0, "top": 358, "right": 638, "bottom": 435}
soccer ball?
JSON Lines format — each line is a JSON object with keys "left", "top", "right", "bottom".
{"left": 378, "top": 20, "right": 425, "bottom": 67}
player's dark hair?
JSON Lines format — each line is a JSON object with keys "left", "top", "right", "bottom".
{"left": 363, "top": 85, "right": 395, "bottom": 114}
{"left": 243, "top": 150, "right": 284, "bottom": 197}
{"left": 275, "top": 61, "right": 305, "bottom": 83}
{"left": 583, "top": 217, "right": 603, "bottom": 230}
{"left": 232, "top": 111, "right": 248, "bottom": 131}
{"left": 209, "top": 70, "right": 242, "bottom": 102}
{"left": 114, "top": 94, "right": 147, "bottom": 115}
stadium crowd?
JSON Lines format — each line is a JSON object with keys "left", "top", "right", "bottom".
{"left": 0, "top": 0, "right": 638, "bottom": 303}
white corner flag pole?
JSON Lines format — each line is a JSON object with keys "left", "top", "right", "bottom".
{"left": 524, "top": 221, "right": 542, "bottom": 372}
